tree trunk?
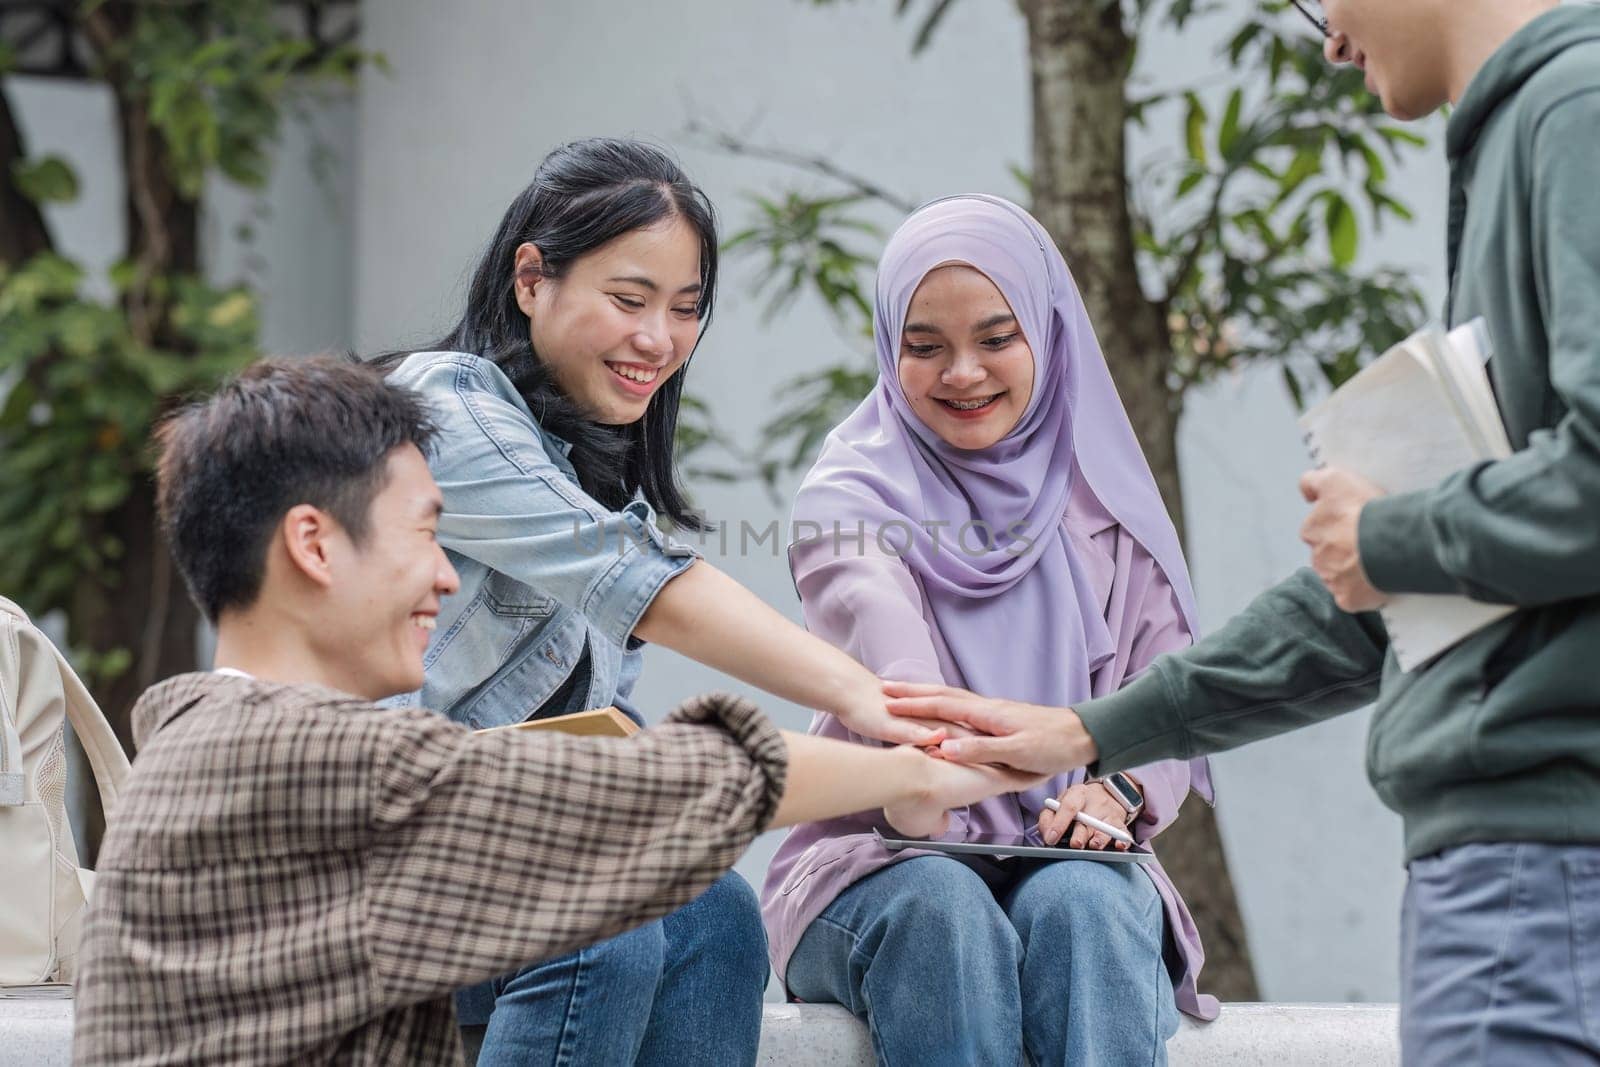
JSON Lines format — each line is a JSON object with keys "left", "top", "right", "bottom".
{"left": 59, "top": 6, "right": 206, "bottom": 852}
{"left": 0, "top": 87, "right": 54, "bottom": 266}
{"left": 1019, "top": 0, "right": 1261, "bottom": 1001}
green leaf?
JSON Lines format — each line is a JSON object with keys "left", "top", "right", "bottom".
{"left": 1218, "top": 89, "right": 1243, "bottom": 159}
{"left": 1227, "top": 22, "right": 1262, "bottom": 65}
{"left": 1184, "top": 92, "right": 1208, "bottom": 167}
{"left": 1282, "top": 365, "right": 1307, "bottom": 410}
{"left": 11, "top": 157, "right": 81, "bottom": 205}
{"left": 1325, "top": 195, "right": 1358, "bottom": 267}
{"left": 1377, "top": 126, "right": 1427, "bottom": 149}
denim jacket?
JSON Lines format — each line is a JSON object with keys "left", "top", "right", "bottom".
{"left": 383, "top": 351, "right": 700, "bottom": 728}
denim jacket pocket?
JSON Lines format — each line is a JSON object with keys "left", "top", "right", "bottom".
{"left": 482, "top": 571, "right": 557, "bottom": 619}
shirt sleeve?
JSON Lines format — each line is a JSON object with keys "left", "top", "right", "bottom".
{"left": 1111, "top": 552, "right": 1204, "bottom": 840}
{"left": 790, "top": 538, "right": 946, "bottom": 687}
{"left": 1079, "top": 569, "right": 1388, "bottom": 774}
{"left": 425, "top": 359, "right": 699, "bottom": 647}
{"left": 1357, "top": 88, "right": 1600, "bottom": 606}
{"left": 361, "top": 695, "right": 786, "bottom": 1005}
{"left": 787, "top": 537, "right": 969, "bottom": 840}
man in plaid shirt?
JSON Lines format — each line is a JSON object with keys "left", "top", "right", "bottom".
{"left": 74, "top": 358, "right": 1035, "bottom": 1065}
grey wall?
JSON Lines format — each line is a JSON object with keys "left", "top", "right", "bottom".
{"left": 350, "top": 0, "right": 1461, "bottom": 1003}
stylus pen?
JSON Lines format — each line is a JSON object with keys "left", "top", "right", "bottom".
{"left": 1042, "top": 797, "right": 1136, "bottom": 847}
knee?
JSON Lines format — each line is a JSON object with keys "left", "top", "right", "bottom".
{"left": 1014, "top": 863, "right": 1161, "bottom": 946}
{"left": 675, "top": 871, "right": 768, "bottom": 982}
{"left": 572, "top": 918, "right": 669, "bottom": 989}
{"left": 869, "top": 865, "right": 1020, "bottom": 970}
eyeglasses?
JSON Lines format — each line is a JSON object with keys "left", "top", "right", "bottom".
{"left": 1290, "top": 0, "right": 1330, "bottom": 38}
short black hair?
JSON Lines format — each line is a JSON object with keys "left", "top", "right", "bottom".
{"left": 155, "top": 356, "right": 438, "bottom": 621}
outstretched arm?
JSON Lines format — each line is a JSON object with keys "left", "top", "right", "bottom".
{"left": 886, "top": 569, "right": 1388, "bottom": 774}
{"left": 636, "top": 559, "right": 942, "bottom": 747}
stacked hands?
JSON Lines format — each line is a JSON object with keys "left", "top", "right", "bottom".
{"left": 843, "top": 679, "right": 1136, "bottom": 851}
{"left": 847, "top": 463, "right": 1390, "bottom": 849}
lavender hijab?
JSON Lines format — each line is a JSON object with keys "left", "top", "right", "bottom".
{"left": 793, "top": 195, "right": 1209, "bottom": 798}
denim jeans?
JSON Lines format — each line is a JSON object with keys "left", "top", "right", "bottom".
{"left": 1401, "top": 842, "right": 1600, "bottom": 1066}
{"left": 786, "top": 855, "right": 1178, "bottom": 1067}
{"left": 458, "top": 872, "right": 768, "bottom": 1066}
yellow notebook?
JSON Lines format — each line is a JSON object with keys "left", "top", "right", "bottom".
{"left": 474, "top": 706, "right": 639, "bottom": 739}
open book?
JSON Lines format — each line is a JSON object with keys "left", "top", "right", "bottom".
{"left": 474, "top": 706, "right": 640, "bottom": 739}
{"left": 1299, "top": 320, "right": 1513, "bottom": 671}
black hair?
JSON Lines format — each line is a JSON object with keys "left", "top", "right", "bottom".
{"left": 377, "top": 137, "right": 715, "bottom": 528}
{"left": 155, "top": 356, "right": 439, "bottom": 621}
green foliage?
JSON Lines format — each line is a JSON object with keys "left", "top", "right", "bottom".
{"left": 723, "top": 192, "right": 883, "bottom": 333}
{"left": 0, "top": 2, "right": 377, "bottom": 635}
{"left": 718, "top": 1, "right": 1431, "bottom": 488}
{"left": 0, "top": 252, "right": 257, "bottom": 612}
{"left": 1146, "top": 10, "right": 1430, "bottom": 400}
{"left": 116, "top": 1, "right": 370, "bottom": 198}
{"left": 11, "top": 156, "right": 80, "bottom": 204}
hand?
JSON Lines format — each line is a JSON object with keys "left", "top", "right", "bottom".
{"left": 833, "top": 678, "right": 949, "bottom": 748}
{"left": 882, "top": 680, "right": 1096, "bottom": 774}
{"left": 1299, "top": 468, "right": 1387, "bottom": 612}
{"left": 1039, "top": 782, "right": 1133, "bottom": 851}
{"left": 883, "top": 747, "right": 1046, "bottom": 838}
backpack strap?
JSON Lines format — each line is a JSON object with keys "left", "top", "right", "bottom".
{"left": 0, "top": 597, "right": 130, "bottom": 815}
{"left": 0, "top": 606, "right": 22, "bottom": 806}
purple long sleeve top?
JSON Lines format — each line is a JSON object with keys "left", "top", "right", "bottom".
{"left": 760, "top": 484, "right": 1220, "bottom": 1021}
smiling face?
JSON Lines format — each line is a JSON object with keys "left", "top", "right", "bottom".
{"left": 1322, "top": 0, "right": 1452, "bottom": 119}
{"left": 312, "top": 444, "right": 460, "bottom": 700}
{"left": 514, "top": 216, "right": 703, "bottom": 425}
{"left": 896, "top": 264, "right": 1035, "bottom": 451}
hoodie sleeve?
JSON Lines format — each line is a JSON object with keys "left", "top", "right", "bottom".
{"left": 1357, "top": 86, "right": 1600, "bottom": 605}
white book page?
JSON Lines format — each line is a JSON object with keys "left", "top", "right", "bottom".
{"left": 1441, "top": 321, "right": 1512, "bottom": 459}
{"left": 1299, "top": 329, "right": 1513, "bottom": 670}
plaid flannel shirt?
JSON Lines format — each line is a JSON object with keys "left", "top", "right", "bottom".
{"left": 74, "top": 673, "right": 786, "bottom": 1065}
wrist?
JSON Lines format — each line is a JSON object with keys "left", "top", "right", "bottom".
{"left": 1097, "top": 771, "right": 1144, "bottom": 818}
{"left": 887, "top": 744, "right": 930, "bottom": 805}
{"left": 818, "top": 659, "right": 876, "bottom": 719}
{"left": 1061, "top": 708, "right": 1098, "bottom": 768}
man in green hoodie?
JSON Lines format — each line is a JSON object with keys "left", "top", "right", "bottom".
{"left": 882, "top": 1, "right": 1600, "bottom": 1061}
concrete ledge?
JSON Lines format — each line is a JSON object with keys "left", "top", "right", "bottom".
{"left": 1, "top": 998, "right": 1400, "bottom": 1066}
{"left": 0, "top": 997, "right": 73, "bottom": 1067}
{"left": 754, "top": 1002, "right": 1400, "bottom": 1066}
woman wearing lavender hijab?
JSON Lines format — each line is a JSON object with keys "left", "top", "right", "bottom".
{"left": 760, "top": 195, "right": 1217, "bottom": 1066}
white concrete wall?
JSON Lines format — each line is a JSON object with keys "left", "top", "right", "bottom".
{"left": 349, "top": 0, "right": 1459, "bottom": 1003}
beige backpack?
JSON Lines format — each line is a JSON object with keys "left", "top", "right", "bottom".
{"left": 0, "top": 595, "right": 130, "bottom": 985}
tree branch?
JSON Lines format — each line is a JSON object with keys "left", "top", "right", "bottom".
{"left": 1165, "top": 167, "right": 1234, "bottom": 300}
{"left": 685, "top": 119, "right": 920, "bottom": 215}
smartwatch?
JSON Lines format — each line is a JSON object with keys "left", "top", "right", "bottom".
{"left": 1098, "top": 772, "right": 1144, "bottom": 816}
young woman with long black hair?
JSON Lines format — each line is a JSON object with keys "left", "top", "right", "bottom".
{"left": 379, "top": 138, "right": 939, "bottom": 1065}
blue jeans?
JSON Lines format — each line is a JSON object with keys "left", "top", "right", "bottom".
{"left": 1401, "top": 842, "right": 1600, "bottom": 1066}
{"left": 458, "top": 872, "right": 768, "bottom": 1066}
{"left": 786, "top": 855, "right": 1178, "bottom": 1067}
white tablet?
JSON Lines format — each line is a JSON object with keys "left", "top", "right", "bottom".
{"left": 873, "top": 829, "right": 1154, "bottom": 865}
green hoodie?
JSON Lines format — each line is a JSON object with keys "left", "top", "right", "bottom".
{"left": 1079, "top": 5, "right": 1600, "bottom": 862}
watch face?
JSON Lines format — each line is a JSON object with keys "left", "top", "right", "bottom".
{"left": 1107, "top": 774, "right": 1143, "bottom": 808}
